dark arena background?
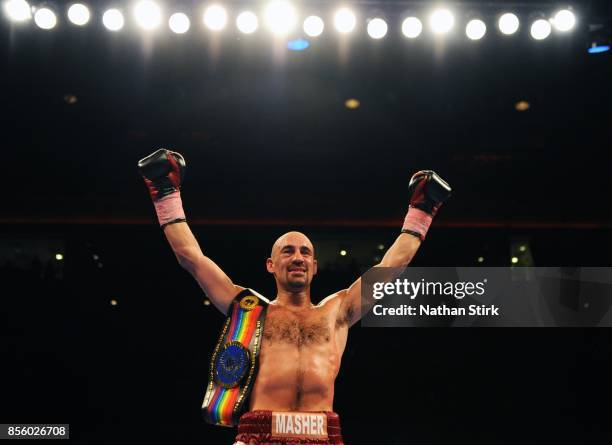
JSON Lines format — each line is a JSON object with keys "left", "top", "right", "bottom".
{"left": 1, "top": 0, "right": 612, "bottom": 443}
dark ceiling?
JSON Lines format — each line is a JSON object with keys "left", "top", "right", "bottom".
{"left": 1, "top": 0, "right": 611, "bottom": 226}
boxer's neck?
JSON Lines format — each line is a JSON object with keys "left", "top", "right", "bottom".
{"left": 274, "top": 288, "right": 313, "bottom": 308}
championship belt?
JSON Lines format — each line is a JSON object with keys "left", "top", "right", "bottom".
{"left": 202, "top": 289, "right": 269, "bottom": 427}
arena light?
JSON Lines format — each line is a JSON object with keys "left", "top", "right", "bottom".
{"left": 236, "top": 11, "right": 258, "bottom": 34}
{"left": 515, "top": 100, "right": 530, "bottom": 111}
{"left": 264, "top": 1, "right": 297, "bottom": 36}
{"left": 466, "top": 19, "right": 486, "bottom": 40}
{"left": 498, "top": 12, "right": 519, "bottom": 35}
{"left": 102, "top": 8, "right": 124, "bottom": 31}
{"left": 334, "top": 8, "right": 356, "bottom": 34}
{"left": 552, "top": 9, "right": 575, "bottom": 32}
{"left": 401, "top": 16, "right": 422, "bottom": 38}
{"left": 345, "top": 98, "right": 359, "bottom": 109}
{"left": 203, "top": 4, "right": 227, "bottom": 31}
{"left": 67, "top": 3, "right": 90, "bottom": 26}
{"left": 367, "top": 18, "right": 387, "bottom": 39}
{"left": 133, "top": 0, "right": 161, "bottom": 31}
{"left": 530, "top": 18, "right": 551, "bottom": 40}
{"left": 3, "top": 0, "right": 31, "bottom": 22}
{"left": 168, "top": 12, "right": 190, "bottom": 34}
{"left": 303, "top": 15, "right": 323, "bottom": 37}
{"left": 287, "top": 38, "right": 309, "bottom": 51}
{"left": 429, "top": 8, "right": 454, "bottom": 35}
{"left": 34, "top": 7, "right": 57, "bottom": 30}
{"left": 588, "top": 42, "right": 610, "bottom": 54}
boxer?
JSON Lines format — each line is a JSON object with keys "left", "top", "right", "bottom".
{"left": 138, "top": 149, "right": 451, "bottom": 444}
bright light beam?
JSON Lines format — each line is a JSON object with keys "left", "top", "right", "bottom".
{"left": 401, "top": 16, "right": 422, "bottom": 38}
{"left": 34, "top": 7, "right": 57, "bottom": 29}
{"left": 169, "top": 12, "right": 190, "bottom": 34}
{"left": 334, "top": 8, "right": 356, "bottom": 34}
{"left": 236, "top": 11, "right": 258, "bottom": 34}
{"left": 531, "top": 18, "right": 552, "bottom": 40}
{"left": 203, "top": 4, "right": 227, "bottom": 31}
{"left": 466, "top": 19, "right": 486, "bottom": 40}
{"left": 134, "top": 0, "right": 162, "bottom": 31}
{"left": 430, "top": 8, "right": 454, "bottom": 34}
{"left": 264, "top": 1, "right": 297, "bottom": 36}
{"left": 499, "top": 12, "right": 519, "bottom": 35}
{"left": 4, "top": 0, "right": 31, "bottom": 22}
{"left": 102, "top": 8, "right": 124, "bottom": 31}
{"left": 67, "top": 3, "right": 90, "bottom": 26}
{"left": 367, "top": 18, "right": 387, "bottom": 39}
{"left": 303, "top": 15, "right": 324, "bottom": 37}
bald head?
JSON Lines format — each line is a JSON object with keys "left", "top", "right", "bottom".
{"left": 267, "top": 231, "right": 317, "bottom": 292}
{"left": 271, "top": 231, "right": 315, "bottom": 259}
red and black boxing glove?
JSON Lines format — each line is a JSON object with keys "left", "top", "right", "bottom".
{"left": 401, "top": 170, "right": 451, "bottom": 241}
{"left": 138, "top": 149, "right": 186, "bottom": 201}
{"left": 137, "top": 148, "right": 187, "bottom": 228}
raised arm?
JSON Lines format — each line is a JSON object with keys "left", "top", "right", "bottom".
{"left": 337, "top": 171, "right": 452, "bottom": 326}
{"left": 138, "top": 149, "right": 242, "bottom": 314}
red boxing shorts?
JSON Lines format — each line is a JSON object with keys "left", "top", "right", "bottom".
{"left": 233, "top": 410, "right": 344, "bottom": 445}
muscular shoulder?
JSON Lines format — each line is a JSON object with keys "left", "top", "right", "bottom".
{"left": 316, "top": 290, "right": 347, "bottom": 309}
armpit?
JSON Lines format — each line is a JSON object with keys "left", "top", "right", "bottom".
{"left": 335, "top": 304, "right": 355, "bottom": 327}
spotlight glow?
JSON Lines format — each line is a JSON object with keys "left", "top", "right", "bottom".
{"left": 345, "top": 98, "right": 360, "bottom": 109}
{"left": 552, "top": 9, "right": 575, "bottom": 32}
{"left": 168, "top": 12, "right": 190, "bottom": 34}
{"left": 103, "top": 8, "right": 124, "bottom": 31}
{"left": 588, "top": 44, "right": 610, "bottom": 54}
{"left": 367, "top": 18, "right": 387, "bottom": 39}
{"left": 303, "top": 15, "right": 324, "bottom": 37}
{"left": 430, "top": 9, "right": 454, "bottom": 34}
{"left": 466, "top": 19, "right": 486, "bottom": 40}
{"left": 4, "top": 0, "right": 31, "bottom": 22}
{"left": 401, "top": 16, "right": 422, "bottom": 38}
{"left": 236, "top": 11, "right": 258, "bottom": 34}
{"left": 515, "top": 100, "right": 530, "bottom": 111}
{"left": 264, "top": 1, "right": 297, "bottom": 36}
{"left": 134, "top": 0, "right": 162, "bottom": 30}
{"left": 67, "top": 3, "right": 90, "bottom": 26}
{"left": 203, "top": 4, "right": 227, "bottom": 31}
{"left": 334, "top": 8, "right": 356, "bottom": 34}
{"left": 34, "top": 7, "right": 57, "bottom": 29}
{"left": 287, "top": 38, "right": 309, "bottom": 51}
{"left": 498, "top": 13, "right": 519, "bottom": 35}
{"left": 530, "top": 19, "right": 551, "bottom": 40}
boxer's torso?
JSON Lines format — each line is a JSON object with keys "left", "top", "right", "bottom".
{"left": 249, "top": 293, "right": 350, "bottom": 412}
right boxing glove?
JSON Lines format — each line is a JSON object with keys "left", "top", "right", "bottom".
{"left": 401, "top": 170, "right": 451, "bottom": 241}
{"left": 137, "top": 149, "right": 187, "bottom": 228}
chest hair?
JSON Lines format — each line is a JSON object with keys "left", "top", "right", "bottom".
{"left": 263, "top": 315, "right": 331, "bottom": 347}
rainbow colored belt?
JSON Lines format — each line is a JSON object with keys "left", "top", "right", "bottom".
{"left": 202, "top": 289, "right": 269, "bottom": 427}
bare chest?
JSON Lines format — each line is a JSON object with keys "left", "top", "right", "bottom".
{"left": 262, "top": 307, "right": 334, "bottom": 347}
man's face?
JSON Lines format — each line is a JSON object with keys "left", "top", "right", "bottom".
{"left": 267, "top": 232, "right": 317, "bottom": 291}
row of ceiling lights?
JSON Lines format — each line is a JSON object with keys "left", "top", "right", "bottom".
{"left": 3, "top": 0, "right": 577, "bottom": 41}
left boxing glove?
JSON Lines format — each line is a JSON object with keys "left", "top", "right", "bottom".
{"left": 137, "top": 149, "right": 187, "bottom": 228}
